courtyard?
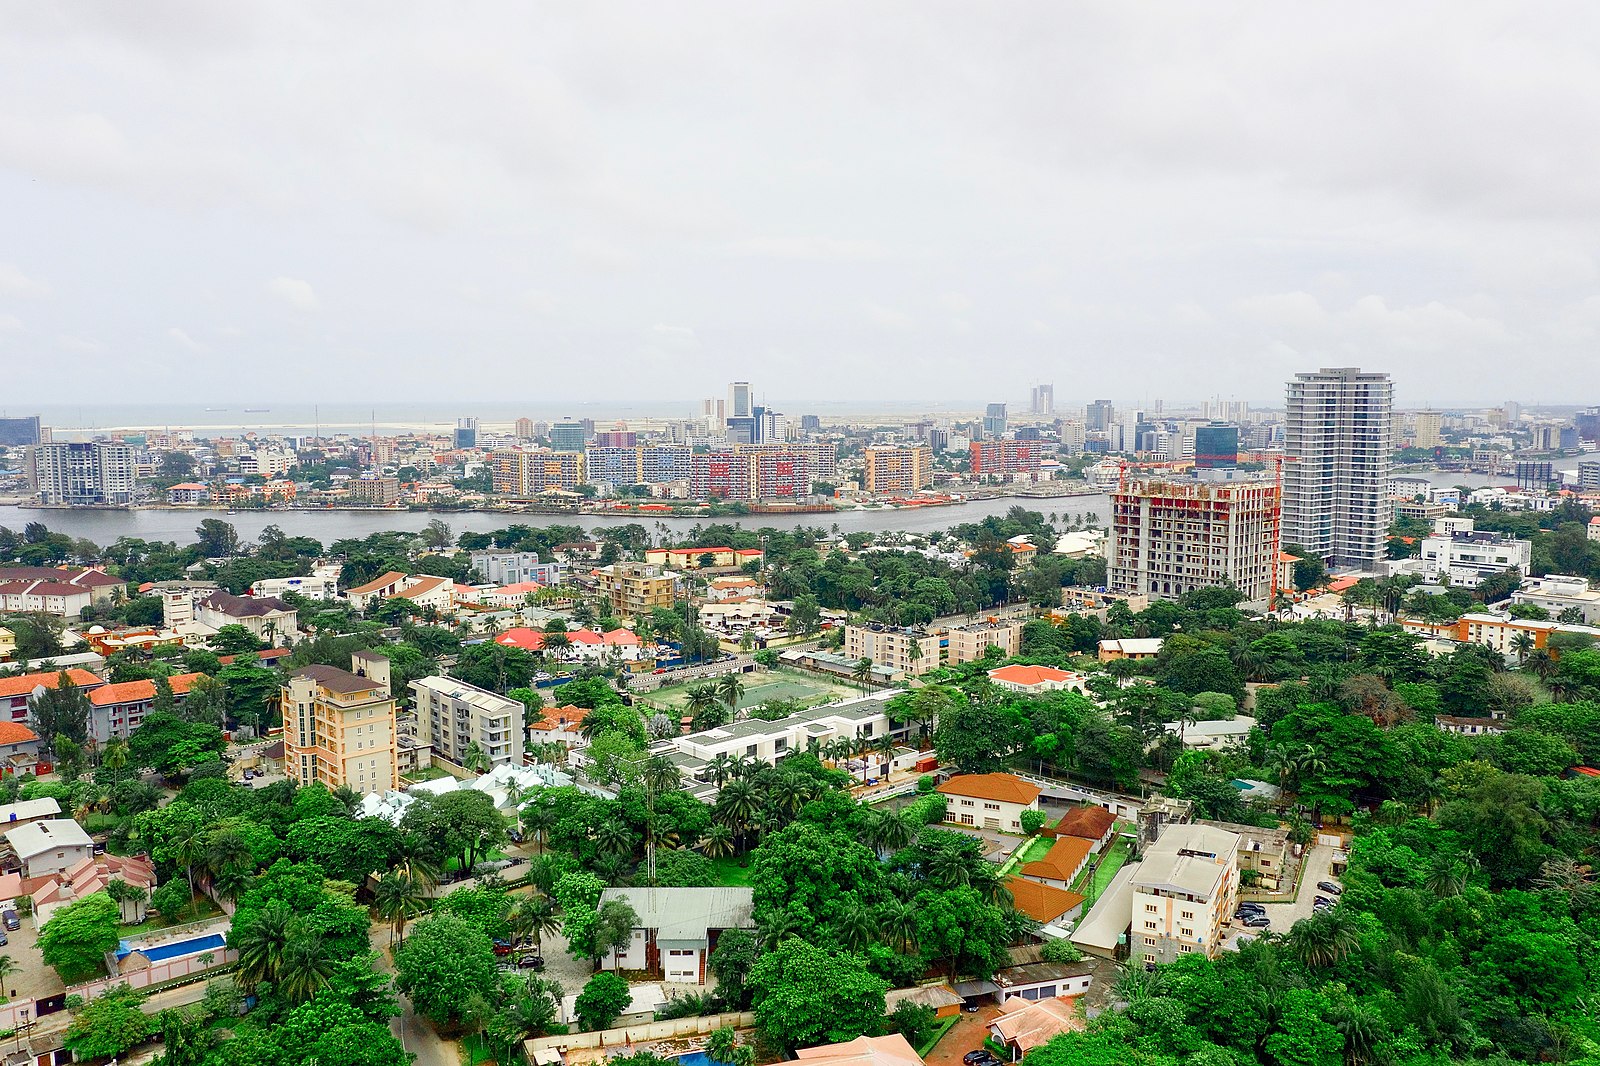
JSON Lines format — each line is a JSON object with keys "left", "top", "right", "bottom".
{"left": 641, "top": 667, "right": 865, "bottom": 716}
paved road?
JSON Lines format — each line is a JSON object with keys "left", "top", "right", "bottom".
{"left": 1222, "top": 843, "right": 1339, "bottom": 950}
{"left": 369, "top": 924, "right": 458, "bottom": 1066}
{"left": 926, "top": 1003, "right": 1004, "bottom": 1066}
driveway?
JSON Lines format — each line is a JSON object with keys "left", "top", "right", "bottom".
{"left": 926, "top": 1004, "right": 1004, "bottom": 1066}
{"left": 2, "top": 909, "right": 63, "bottom": 1003}
{"left": 1221, "top": 843, "right": 1339, "bottom": 950}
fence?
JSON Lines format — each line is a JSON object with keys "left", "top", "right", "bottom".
{"left": 524, "top": 1011, "right": 757, "bottom": 1055}
{"left": 0, "top": 946, "right": 237, "bottom": 1030}
{"left": 625, "top": 655, "right": 754, "bottom": 693}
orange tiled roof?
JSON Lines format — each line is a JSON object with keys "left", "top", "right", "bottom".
{"left": 87, "top": 672, "right": 205, "bottom": 707}
{"left": 1053, "top": 804, "right": 1116, "bottom": 841}
{"left": 1020, "top": 836, "right": 1093, "bottom": 882}
{"left": 1005, "top": 876, "right": 1086, "bottom": 924}
{"left": 989, "top": 665, "right": 1075, "bottom": 686}
{"left": 0, "top": 669, "right": 103, "bottom": 700}
{"left": 936, "top": 772, "right": 1042, "bottom": 805}
{"left": 0, "top": 721, "right": 39, "bottom": 744}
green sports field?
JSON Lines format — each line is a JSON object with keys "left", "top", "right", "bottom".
{"left": 644, "top": 668, "right": 862, "bottom": 713}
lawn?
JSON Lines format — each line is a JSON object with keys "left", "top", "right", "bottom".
{"left": 705, "top": 855, "right": 756, "bottom": 886}
{"left": 917, "top": 1015, "right": 961, "bottom": 1058}
{"left": 119, "top": 894, "right": 224, "bottom": 937}
{"left": 644, "top": 668, "right": 860, "bottom": 714}
{"left": 996, "top": 835, "right": 1053, "bottom": 876}
{"left": 1070, "top": 836, "right": 1132, "bottom": 900}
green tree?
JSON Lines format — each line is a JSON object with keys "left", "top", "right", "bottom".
{"left": 38, "top": 891, "right": 120, "bottom": 980}
{"left": 27, "top": 672, "right": 91, "bottom": 756}
{"left": 394, "top": 914, "right": 501, "bottom": 1032}
{"left": 574, "top": 971, "right": 632, "bottom": 1031}
{"left": 63, "top": 983, "right": 152, "bottom": 1061}
{"left": 748, "top": 938, "right": 888, "bottom": 1051}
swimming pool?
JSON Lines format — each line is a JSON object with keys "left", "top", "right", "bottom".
{"left": 116, "top": 932, "right": 226, "bottom": 962}
{"left": 676, "top": 1053, "right": 730, "bottom": 1066}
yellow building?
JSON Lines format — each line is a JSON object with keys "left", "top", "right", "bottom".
{"left": 844, "top": 624, "right": 941, "bottom": 677}
{"left": 281, "top": 652, "right": 399, "bottom": 795}
{"left": 595, "top": 562, "right": 681, "bottom": 618}
{"left": 491, "top": 449, "right": 586, "bottom": 496}
{"left": 863, "top": 445, "right": 933, "bottom": 495}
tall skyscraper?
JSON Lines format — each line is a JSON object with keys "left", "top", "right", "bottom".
{"left": 1086, "top": 400, "right": 1115, "bottom": 431}
{"left": 1030, "top": 384, "right": 1054, "bottom": 416}
{"left": 728, "top": 381, "right": 753, "bottom": 421}
{"left": 32, "top": 441, "right": 136, "bottom": 505}
{"left": 0, "top": 416, "right": 42, "bottom": 447}
{"left": 983, "top": 403, "right": 1008, "bottom": 438}
{"left": 1282, "top": 367, "right": 1393, "bottom": 570}
{"left": 1413, "top": 411, "right": 1443, "bottom": 450}
{"left": 1194, "top": 424, "right": 1239, "bottom": 469}
{"left": 453, "top": 417, "right": 478, "bottom": 450}
{"left": 549, "top": 420, "right": 587, "bottom": 453}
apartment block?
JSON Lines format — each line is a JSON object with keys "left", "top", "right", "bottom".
{"left": 1511, "top": 575, "right": 1600, "bottom": 624}
{"left": 587, "top": 444, "right": 694, "bottom": 485}
{"left": 844, "top": 624, "right": 941, "bottom": 677}
{"left": 347, "top": 476, "right": 401, "bottom": 505}
{"left": 945, "top": 618, "right": 1025, "bottom": 663}
{"left": 969, "top": 440, "right": 1041, "bottom": 477}
{"left": 863, "top": 445, "right": 933, "bottom": 495}
{"left": 468, "top": 550, "right": 562, "bottom": 587}
{"left": 738, "top": 441, "right": 837, "bottom": 479}
{"left": 1107, "top": 478, "right": 1281, "bottom": 602}
{"left": 595, "top": 562, "right": 681, "bottom": 618}
{"left": 281, "top": 654, "right": 399, "bottom": 795}
{"left": 1418, "top": 519, "right": 1531, "bottom": 588}
{"left": 1131, "top": 823, "right": 1239, "bottom": 964}
{"left": 408, "top": 675, "right": 526, "bottom": 770}
{"left": 32, "top": 441, "right": 136, "bottom": 505}
{"left": 490, "top": 449, "right": 586, "bottom": 496}
{"left": 1282, "top": 367, "right": 1392, "bottom": 569}
{"left": 690, "top": 452, "right": 758, "bottom": 499}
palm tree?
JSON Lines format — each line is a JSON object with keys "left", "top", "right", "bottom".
{"left": 1510, "top": 631, "right": 1535, "bottom": 665}
{"left": 707, "top": 752, "right": 738, "bottom": 787}
{"left": 0, "top": 955, "right": 16, "bottom": 988}
{"left": 232, "top": 900, "right": 294, "bottom": 990}
{"left": 1284, "top": 911, "right": 1359, "bottom": 968}
{"left": 699, "top": 823, "right": 736, "bottom": 858}
{"left": 877, "top": 900, "right": 920, "bottom": 955}
{"left": 1331, "top": 1004, "right": 1388, "bottom": 1066}
{"left": 760, "top": 909, "right": 805, "bottom": 948}
{"left": 686, "top": 684, "right": 722, "bottom": 726}
{"left": 594, "top": 820, "right": 637, "bottom": 860}
{"left": 462, "top": 742, "right": 491, "bottom": 775}
{"left": 371, "top": 870, "right": 428, "bottom": 945}
{"left": 832, "top": 903, "right": 880, "bottom": 952}
{"left": 277, "top": 932, "right": 334, "bottom": 1004}
{"left": 1424, "top": 858, "right": 1467, "bottom": 899}
{"left": 875, "top": 809, "right": 914, "bottom": 856}
{"left": 874, "top": 732, "right": 896, "bottom": 779}
{"left": 717, "top": 673, "right": 746, "bottom": 714}
{"left": 205, "top": 830, "right": 256, "bottom": 899}
{"left": 715, "top": 779, "right": 763, "bottom": 852}
{"left": 852, "top": 657, "right": 874, "bottom": 687}
{"left": 521, "top": 804, "right": 557, "bottom": 856}
{"left": 642, "top": 755, "right": 681, "bottom": 795}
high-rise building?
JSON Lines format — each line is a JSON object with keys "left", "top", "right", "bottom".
{"left": 549, "top": 420, "right": 587, "bottom": 452}
{"left": 453, "top": 418, "right": 478, "bottom": 450}
{"left": 1030, "top": 385, "right": 1055, "bottom": 416}
{"left": 1058, "top": 420, "right": 1086, "bottom": 454}
{"left": 728, "top": 381, "right": 753, "bottom": 421}
{"left": 32, "top": 441, "right": 136, "bottom": 505}
{"left": 514, "top": 418, "right": 535, "bottom": 440}
{"left": 281, "top": 653, "right": 399, "bottom": 796}
{"left": 968, "top": 440, "right": 1040, "bottom": 478}
{"left": 1086, "top": 400, "right": 1115, "bottom": 432}
{"left": 593, "top": 430, "right": 636, "bottom": 449}
{"left": 863, "top": 445, "right": 933, "bottom": 495}
{"left": 595, "top": 562, "right": 680, "bottom": 618}
{"left": 983, "top": 403, "right": 1009, "bottom": 439}
{"left": 800, "top": 414, "right": 822, "bottom": 434}
{"left": 1193, "top": 424, "right": 1239, "bottom": 469}
{"left": 0, "top": 416, "right": 42, "bottom": 447}
{"left": 1503, "top": 401, "right": 1522, "bottom": 426}
{"left": 409, "top": 675, "right": 526, "bottom": 771}
{"left": 1282, "top": 367, "right": 1393, "bottom": 570}
{"left": 1515, "top": 461, "right": 1554, "bottom": 490}
{"left": 1107, "top": 477, "right": 1281, "bottom": 602}
{"left": 1413, "top": 411, "right": 1442, "bottom": 450}
{"left": 490, "top": 449, "right": 586, "bottom": 495}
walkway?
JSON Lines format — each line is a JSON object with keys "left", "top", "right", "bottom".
{"left": 926, "top": 1004, "right": 1003, "bottom": 1066}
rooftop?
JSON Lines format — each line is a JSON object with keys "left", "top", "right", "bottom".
{"left": 1020, "top": 836, "right": 1093, "bottom": 882}
{"left": 989, "top": 664, "right": 1078, "bottom": 687}
{"left": 793, "top": 1034, "right": 925, "bottom": 1066}
{"left": 1053, "top": 804, "right": 1116, "bottom": 841}
{"left": 935, "top": 772, "right": 1042, "bottom": 805}
{"left": 290, "top": 664, "right": 385, "bottom": 696}
{"left": 4, "top": 818, "right": 93, "bottom": 859}
{"left": 597, "top": 886, "right": 754, "bottom": 939}
{"left": 0, "top": 668, "right": 103, "bottom": 700}
{"left": 1005, "top": 876, "right": 1086, "bottom": 924}
{"left": 87, "top": 672, "right": 205, "bottom": 707}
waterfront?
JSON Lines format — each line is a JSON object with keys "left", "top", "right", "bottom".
{"left": 0, "top": 494, "right": 1116, "bottom": 545}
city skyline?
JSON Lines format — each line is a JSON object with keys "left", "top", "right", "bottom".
{"left": 5, "top": 5, "right": 1600, "bottom": 404}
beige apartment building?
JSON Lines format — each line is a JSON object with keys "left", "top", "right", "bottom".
{"left": 595, "top": 561, "right": 681, "bottom": 618}
{"left": 408, "top": 675, "right": 526, "bottom": 770}
{"left": 945, "top": 618, "right": 1025, "bottom": 663}
{"left": 282, "top": 652, "right": 399, "bottom": 795}
{"left": 863, "top": 445, "right": 933, "bottom": 495}
{"left": 490, "top": 449, "right": 586, "bottom": 496}
{"left": 843, "top": 624, "right": 941, "bottom": 677}
{"left": 1131, "top": 823, "right": 1239, "bottom": 964}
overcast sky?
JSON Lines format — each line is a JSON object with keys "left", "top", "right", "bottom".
{"left": 3, "top": 2, "right": 1599, "bottom": 410}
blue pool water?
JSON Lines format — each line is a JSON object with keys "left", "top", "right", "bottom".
{"left": 676, "top": 1054, "right": 730, "bottom": 1066}
{"left": 116, "top": 932, "right": 226, "bottom": 962}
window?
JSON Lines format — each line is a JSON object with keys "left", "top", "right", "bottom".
{"left": 1144, "top": 921, "right": 1156, "bottom": 930}
{"left": 1181, "top": 910, "right": 1193, "bottom": 919}
{"left": 1180, "top": 927, "right": 1193, "bottom": 937}
{"left": 1145, "top": 904, "right": 1157, "bottom": 913}
{"left": 984, "top": 802, "right": 1000, "bottom": 811}
{"left": 1144, "top": 936, "right": 1155, "bottom": 946}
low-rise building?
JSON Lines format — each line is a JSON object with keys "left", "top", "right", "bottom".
{"left": 1196, "top": 819, "right": 1291, "bottom": 892}
{"left": 946, "top": 619, "right": 1025, "bottom": 664}
{"left": 598, "top": 886, "right": 754, "bottom": 983}
{"left": 166, "top": 482, "right": 211, "bottom": 504}
{"left": 1098, "top": 637, "right": 1164, "bottom": 662}
{"left": 1436, "top": 715, "right": 1507, "bottom": 737}
{"left": 1168, "top": 715, "right": 1257, "bottom": 751}
{"left": 1512, "top": 575, "right": 1600, "bottom": 624}
{"left": 1047, "top": 804, "right": 1117, "bottom": 852}
{"left": 527, "top": 704, "right": 591, "bottom": 754}
{"left": 793, "top": 1035, "right": 924, "bottom": 1066}
{"left": 86, "top": 672, "right": 206, "bottom": 743}
{"left": 251, "top": 563, "right": 342, "bottom": 600}
{"left": 1418, "top": 519, "right": 1532, "bottom": 588}
{"left": 595, "top": 562, "right": 681, "bottom": 618}
{"left": 27, "top": 852, "right": 156, "bottom": 925}
{"left": 346, "top": 572, "right": 454, "bottom": 615}
{"left": 936, "top": 772, "right": 1042, "bottom": 832}
{"left": 194, "top": 591, "right": 299, "bottom": 644}
{"left": 0, "top": 797, "right": 60, "bottom": 829}
{"left": 0, "top": 579, "right": 94, "bottom": 619}
{"left": 1019, "top": 835, "right": 1093, "bottom": 889}
{"left": 4, "top": 819, "right": 94, "bottom": 878}
{"left": 1, "top": 668, "right": 103, "bottom": 724}
{"left": 468, "top": 551, "right": 562, "bottom": 587}
{"left": 1004, "top": 877, "right": 1087, "bottom": 936}
{"left": 988, "top": 995, "right": 1085, "bottom": 1054}
{"left": 988, "top": 664, "right": 1089, "bottom": 695}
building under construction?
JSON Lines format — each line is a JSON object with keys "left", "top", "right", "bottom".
{"left": 1106, "top": 476, "right": 1282, "bottom": 602}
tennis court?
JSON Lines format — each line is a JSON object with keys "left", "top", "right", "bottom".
{"left": 647, "top": 668, "right": 860, "bottom": 712}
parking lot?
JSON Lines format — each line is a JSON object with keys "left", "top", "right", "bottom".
{"left": 1223, "top": 843, "right": 1339, "bottom": 948}
{"left": 1, "top": 909, "right": 64, "bottom": 1004}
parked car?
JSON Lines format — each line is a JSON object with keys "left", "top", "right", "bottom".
{"left": 492, "top": 939, "right": 513, "bottom": 957}
{"left": 1242, "top": 914, "right": 1271, "bottom": 928}
{"left": 2, "top": 910, "right": 19, "bottom": 931}
{"left": 517, "top": 953, "right": 545, "bottom": 970}
{"left": 1313, "top": 895, "right": 1334, "bottom": 908}
{"left": 1236, "top": 902, "right": 1265, "bottom": 914}
{"left": 964, "top": 1052, "right": 993, "bottom": 1065}
{"left": 1317, "top": 881, "right": 1343, "bottom": 895}
{"left": 0, "top": 931, "right": 9, "bottom": 946}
